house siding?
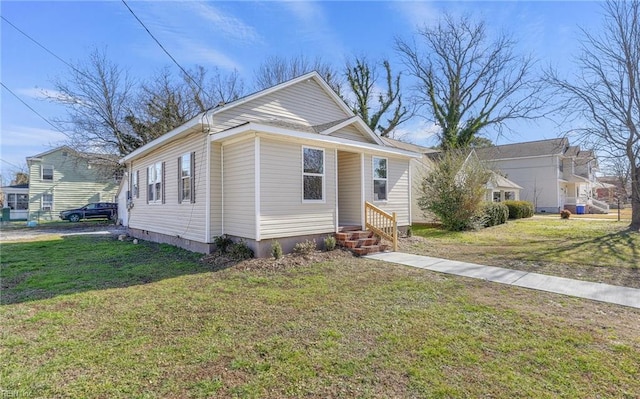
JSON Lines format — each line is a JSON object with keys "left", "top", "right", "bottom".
{"left": 222, "top": 138, "right": 256, "bottom": 239}
{"left": 330, "top": 125, "right": 374, "bottom": 143}
{"left": 127, "top": 131, "right": 207, "bottom": 242}
{"left": 259, "top": 138, "right": 336, "bottom": 240}
{"left": 337, "top": 151, "right": 362, "bottom": 226}
{"left": 410, "top": 155, "right": 435, "bottom": 223}
{"left": 363, "top": 154, "right": 410, "bottom": 226}
{"left": 210, "top": 79, "right": 348, "bottom": 134}
{"left": 210, "top": 143, "right": 223, "bottom": 239}
{"left": 486, "top": 155, "right": 560, "bottom": 212}
{"left": 27, "top": 149, "right": 118, "bottom": 221}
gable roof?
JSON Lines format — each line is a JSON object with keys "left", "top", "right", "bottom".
{"left": 122, "top": 71, "right": 385, "bottom": 163}
{"left": 381, "top": 137, "right": 438, "bottom": 154}
{"left": 475, "top": 138, "right": 569, "bottom": 161}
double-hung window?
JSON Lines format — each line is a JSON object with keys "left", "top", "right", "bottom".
{"left": 178, "top": 152, "right": 195, "bottom": 203}
{"left": 132, "top": 170, "right": 139, "bottom": 199}
{"left": 147, "top": 162, "right": 163, "bottom": 203}
{"left": 302, "top": 147, "right": 324, "bottom": 201}
{"left": 42, "top": 193, "right": 53, "bottom": 211}
{"left": 42, "top": 165, "right": 54, "bottom": 181}
{"left": 373, "top": 157, "right": 388, "bottom": 201}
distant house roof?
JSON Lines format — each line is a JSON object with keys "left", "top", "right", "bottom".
{"left": 1, "top": 183, "right": 29, "bottom": 190}
{"left": 487, "top": 172, "right": 523, "bottom": 190}
{"left": 381, "top": 137, "right": 438, "bottom": 155}
{"left": 475, "top": 138, "right": 569, "bottom": 160}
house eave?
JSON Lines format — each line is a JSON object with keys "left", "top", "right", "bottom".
{"left": 120, "top": 116, "right": 205, "bottom": 164}
{"left": 210, "top": 122, "right": 421, "bottom": 158}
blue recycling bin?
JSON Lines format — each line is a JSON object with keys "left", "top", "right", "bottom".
{"left": 576, "top": 205, "right": 585, "bottom": 214}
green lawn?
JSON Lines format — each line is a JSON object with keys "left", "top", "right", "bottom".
{"left": 2, "top": 234, "right": 639, "bottom": 398}
{"left": 409, "top": 218, "right": 639, "bottom": 288}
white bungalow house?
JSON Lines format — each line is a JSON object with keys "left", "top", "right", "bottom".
{"left": 475, "top": 138, "right": 609, "bottom": 214}
{"left": 1, "top": 183, "right": 29, "bottom": 220}
{"left": 120, "top": 72, "right": 419, "bottom": 257}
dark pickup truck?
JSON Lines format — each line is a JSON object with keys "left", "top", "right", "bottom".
{"left": 59, "top": 202, "right": 117, "bottom": 222}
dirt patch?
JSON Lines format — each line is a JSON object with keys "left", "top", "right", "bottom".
{"left": 0, "top": 223, "right": 125, "bottom": 242}
{"left": 201, "top": 248, "right": 356, "bottom": 272}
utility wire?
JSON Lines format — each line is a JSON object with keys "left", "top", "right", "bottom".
{"left": 0, "top": 16, "right": 93, "bottom": 82}
{"left": 121, "top": 0, "right": 204, "bottom": 93}
{"left": 0, "top": 82, "right": 71, "bottom": 138}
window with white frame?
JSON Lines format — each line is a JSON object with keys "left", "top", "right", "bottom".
{"left": 147, "top": 162, "right": 163, "bottom": 203}
{"left": 179, "top": 152, "right": 195, "bottom": 203}
{"left": 42, "top": 165, "right": 54, "bottom": 181}
{"left": 373, "top": 157, "right": 387, "bottom": 201}
{"left": 302, "top": 147, "right": 324, "bottom": 201}
{"left": 7, "top": 193, "right": 29, "bottom": 210}
{"left": 42, "top": 193, "right": 53, "bottom": 211}
{"left": 132, "top": 170, "right": 139, "bottom": 198}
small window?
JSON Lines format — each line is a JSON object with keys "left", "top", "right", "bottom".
{"left": 505, "top": 191, "right": 515, "bottom": 201}
{"left": 178, "top": 152, "right": 195, "bottom": 203}
{"left": 373, "top": 157, "right": 387, "bottom": 201}
{"left": 132, "top": 170, "right": 139, "bottom": 199}
{"left": 42, "top": 193, "right": 53, "bottom": 211}
{"left": 302, "top": 147, "right": 324, "bottom": 201}
{"left": 42, "top": 165, "right": 54, "bottom": 181}
{"left": 493, "top": 192, "right": 501, "bottom": 202}
{"left": 147, "top": 162, "right": 163, "bottom": 203}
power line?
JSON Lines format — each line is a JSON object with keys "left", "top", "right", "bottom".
{"left": 0, "top": 16, "right": 93, "bottom": 82}
{"left": 0, "top": 82, "right": 70, "bottom": 138}
{"left": 121, "top": 0, "right": 204, "bottom": 93}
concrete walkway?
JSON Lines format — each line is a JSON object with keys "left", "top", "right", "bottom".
{"left": 365, "top": 252, "right": 640, "bottom": 309}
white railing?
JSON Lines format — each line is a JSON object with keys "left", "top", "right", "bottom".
{"left": 564, "top": 196, "right": 588, "bottom": 205}
{"left": 589, "top": 198, "right": 610, "bottom": 213}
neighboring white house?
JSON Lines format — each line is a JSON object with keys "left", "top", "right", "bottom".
{"left": 120, "top": 72, "right": 419, "bottom": 257}
{"left": 475, "top": 138, "right": 608, "bottom": 214}
{"left": 26, "top": 147, "right": 120, "bottom": 221}
{"left": 1, "top": 184, "right": 29, "bottom": 220}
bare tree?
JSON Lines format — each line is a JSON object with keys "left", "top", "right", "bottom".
{"left": 254, "top": 54, "right": 342, "bottom": 94}
{"left": 345, "top": 57, "right": 411, "bottom": 137}
{"left": 51, "top": 48, "right": 137, "bottom": 157}
{"left": 546, "top": 0, "right": 640, "bottom": 230}
{"left": 396, "top": 14, "right": 542, "bottom": 150}
{"left": 182, "top": 65, "right": 245, "bottom": 111}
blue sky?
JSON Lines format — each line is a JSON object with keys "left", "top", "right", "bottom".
{"left": 1, "top": 1, "right": 603, "bottom": 183}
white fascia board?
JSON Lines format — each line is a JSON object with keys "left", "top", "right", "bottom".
{"left": 210, "top": 122, "right": 420, "bottom": 159}
{"left": 318, "top": 116, "right": 384, "bottom": 146}
{"left": 120, "top": 114, "right": 205, "bottom": 164}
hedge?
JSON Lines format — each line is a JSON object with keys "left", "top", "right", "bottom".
{"left": 480, "top": 202, "right": 509, "bottom": 227}
{"left": 504, "top": 200, "right": 535, "bottom": 219}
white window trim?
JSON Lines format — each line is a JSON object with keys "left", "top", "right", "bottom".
{"left": 372, "top": 156, "right": 388, "bottom": 202}
{"left": 178, "top": 153, "right": 193, "bottom": 204}
{"left": 302, "top": 146, "right": 326, "bottom": 203}
{"left": 132, "top": 169, "right": 139, "bottom": 199}
{"left": 147, "top": 162, "right": 163, "bottom": 204}
{"left": 42, "top": 193, "right": 53, "bottom": 211}
{"left": 42, "top": 165, "right": 54, "bottom": 181}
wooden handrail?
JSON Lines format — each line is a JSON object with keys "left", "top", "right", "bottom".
{"left": 364, "top": 201, "right": 398, "bottom": 251}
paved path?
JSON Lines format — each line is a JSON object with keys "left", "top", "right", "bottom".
{"left": 365, "top": 252, "right": 640, "bottom": 309}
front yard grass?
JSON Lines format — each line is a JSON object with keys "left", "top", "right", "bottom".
{"left": 1, "top": 234, "right": 639, "bottom": 398}
{"left": 409, "top": 218, "right": 639, "bottom": 288}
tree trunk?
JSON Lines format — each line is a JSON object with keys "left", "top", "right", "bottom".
{"left": 630, "top": 164, "right": 640, "bottom": 231}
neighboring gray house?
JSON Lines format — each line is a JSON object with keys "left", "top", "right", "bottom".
{"left": 26, "top": 147, "right": 119, "bottom": 221}
{"left": 475, "top": 138, "right": 608, "bottom": 214}
{"left": 120, "top": 72, "right": 418, "bottom": 256}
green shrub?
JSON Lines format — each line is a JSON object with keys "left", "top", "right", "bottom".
{"left": 213, "top": 234, "right": 234, "bottom": 253}
{"left": 228, "top": 240, "right": 254, "bottom": 260}
{"left": 560, "top": 209, "right": 571, "bottom": 219}
{"left": 406, "top": 225, "right": 413, "bottom": 237}
{"left": 480, "top": 202, "right": 509, "bottom": 227}
{"left": 324, "top": 235, "right": 336, "bottom": 251}
{"left": 271, "top": 240, "right": 283, "bottom": 259}
{"left": 293, "top": 239, "right": 316, "bottom": 255}
{"left": 504, "top": 200, "right": 535, "bottom": 219}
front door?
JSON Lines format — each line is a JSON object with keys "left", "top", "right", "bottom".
{"left": 337, "top": 151, "right": 362, "bottom": 227}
